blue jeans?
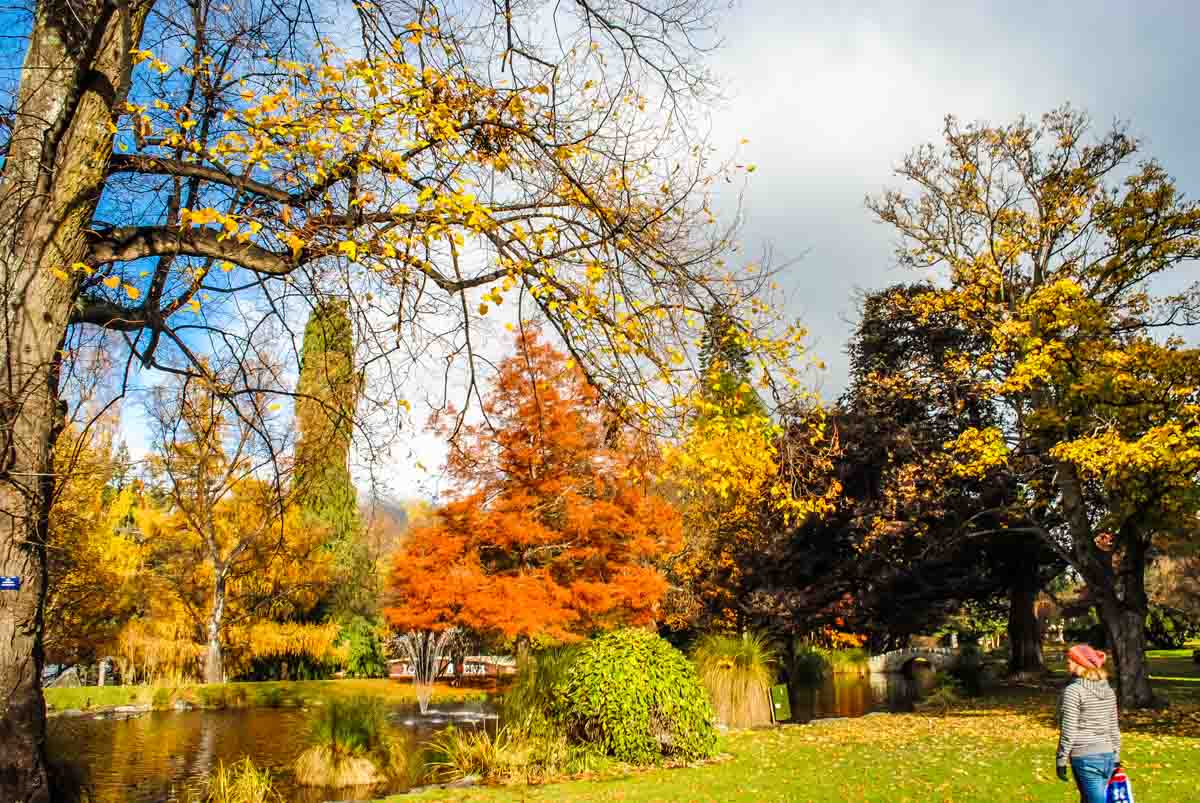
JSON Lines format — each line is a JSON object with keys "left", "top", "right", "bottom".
{"left": 1070, "top": 752, "right": 1116, "bottom": 803}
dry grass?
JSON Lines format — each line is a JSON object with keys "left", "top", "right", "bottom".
{"left": 293, "top": 695, "right": 407, "bottom": 787}
{"left": 191, "top": 757, "right": 280, "bottom": 803}
{"left": 425, "top": 724, "right": 609, "bottom": 785}
{"left": 692, "top": 632, "right": 775, "bottom": 728}
{"left": 294, "top": 745, "right": 387, "bottom": 787}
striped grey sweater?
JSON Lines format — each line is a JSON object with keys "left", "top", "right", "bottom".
{"left": 1056, "top": 678, "right": 1121, "bottom": 765}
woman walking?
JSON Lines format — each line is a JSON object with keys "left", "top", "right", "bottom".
{"left": 1056, "top": 644, "right": 1122, "bottom": 803}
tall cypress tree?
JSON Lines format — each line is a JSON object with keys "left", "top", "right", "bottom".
{"left": 293, "top": 300, "right": 367, "bottom": 617}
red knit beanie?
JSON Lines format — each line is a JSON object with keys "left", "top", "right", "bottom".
{"left": 1068, "top": 644, "right": 1106, "bottom": 670}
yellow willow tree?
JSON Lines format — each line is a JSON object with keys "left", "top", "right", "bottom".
{"left": 142, "top": 371, "right": 335, "bottom": 684}
{"left": 2, "top": 0, "right": 796, "bottom": 793}
{"left": 44, "top": 423, "right": 144, "bottom": 670}
{"left": 868, "top": 107, "right": 1200, "bottom": 708}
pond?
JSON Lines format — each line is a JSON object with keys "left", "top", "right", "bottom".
{"left": 48, "top": 702, "right": 495, "bottom": 802}
{"left": 48, "top": 673, "right": 930, "bottom": 801}
{"left": 786, "top": 670, "right": 934, "bottom": 722}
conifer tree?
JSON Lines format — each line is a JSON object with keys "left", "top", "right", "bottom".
{"left": 293, "top": 300, "right": 369, "bottom": 617}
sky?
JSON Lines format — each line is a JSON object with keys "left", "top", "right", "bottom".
{"left": 707, "top": 0, "right": 1200, "bottom": 398}
{"left": 372, "top": 0, "right": 1200, "bottom": 499}
{"left": 71, "top": 0, "right": 1200, "bottom": 500}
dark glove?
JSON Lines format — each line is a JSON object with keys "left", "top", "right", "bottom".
{"left": 1056, "top": 764, "right": 1070, "bottom": 782}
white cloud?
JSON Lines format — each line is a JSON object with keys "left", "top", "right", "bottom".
{"left": 700, "top": 0, "right": 1200, "bottom": 397}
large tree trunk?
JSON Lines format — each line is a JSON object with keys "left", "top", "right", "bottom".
{"left": 0, "top": 4, "right": 148, "bottom": 794}
{"left": 1096, "top": 543, "right": 1158, "bottom": 709}
{"left": 1099, "top": 597, "right": 1155, "bottom": 708}
{"left": 1007, "top": 583, "right": 1044, "bottom": 677}
{"left": 0, "top": 354, "right": 62, "bottom": 803}
{"left": 1007, "top": 543, "right": 1044, "bottom": 677}
{"left": 204, "top": 575, "right": 226, "bottom": 684}
{"left": 1055, "top": 462, "right": 1157, "bottom": 708}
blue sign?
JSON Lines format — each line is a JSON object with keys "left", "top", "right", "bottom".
{"left": 0, "top": 576, "right": 21, "bottom": 591}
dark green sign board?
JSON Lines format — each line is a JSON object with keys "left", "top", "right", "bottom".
{"left": 770, "top": 683, "right": 791, "bottom": 722}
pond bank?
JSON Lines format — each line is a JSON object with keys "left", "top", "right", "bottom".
{"left": 44, "top": 678, "right": 490, "bottom": 714}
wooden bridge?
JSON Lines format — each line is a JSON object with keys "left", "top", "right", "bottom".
{"left": 868, "top": 646, "right": 960, "bottom": 674}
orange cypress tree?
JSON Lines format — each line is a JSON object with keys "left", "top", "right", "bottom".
{"left": 385, "top": 332, "right": 681, "bottom": 645}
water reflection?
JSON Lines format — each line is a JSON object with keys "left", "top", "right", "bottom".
{"left": 788, "top": 671, "right": 933, "bottom": 722}
{"left": 48, "top": 703, "right": 493, "bottom": 803}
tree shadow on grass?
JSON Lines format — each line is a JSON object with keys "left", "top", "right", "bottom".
{"left": 923, "top": 680, "right": 1200, "bottom": 739}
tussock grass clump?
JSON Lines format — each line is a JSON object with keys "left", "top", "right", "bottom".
{"left": 426, "top": 724, "right": 607, "bottom": 785}
{"left": 421, "top": 647, "right": 608, "bottom": 785}
{"left": 501, "top": 645, "right": 577, "bottom": 729}
{"left": 294, "top": 745, "right": 386, "bottom": 787}
{"left": 426, "top": 725, "right": 516, "bottom": 781}
{"left": 192, "top": 758, "right": 280, "bottom": 803}
{"left": 692, "top": 632, "right": 776, "bottom": 728}
{"left": 915, "top": 671, "right": 964, "bottom": 713}
{"left": 293, "top": 695, "right": 404, "bottom": 787}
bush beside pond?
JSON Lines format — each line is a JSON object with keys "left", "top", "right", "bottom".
{"left": 551, "top": 628, "right": 717, "bottom": 764}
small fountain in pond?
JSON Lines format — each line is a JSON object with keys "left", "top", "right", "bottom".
{"left": 393, "top": 629, "right": 458, "bottom": 714}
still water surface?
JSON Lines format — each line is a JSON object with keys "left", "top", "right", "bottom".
{"left": 787, "top": 670, "right": 933, "bottom": 722}
{"left": 48, "top": 703, "right": 493, "bottom": 802}
{"left": 48, "top": 674, "right": 928, "bottom": 802}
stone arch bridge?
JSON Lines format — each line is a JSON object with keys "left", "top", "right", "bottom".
{"left": 868, "top": 647, "right": 961, "bottom": 674}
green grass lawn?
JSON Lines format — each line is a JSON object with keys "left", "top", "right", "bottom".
{"left": 44, "top": 678, "right": 489, "bottom": 713}
{"left": 386, "top": 644, "right": 1200, "bottom": 803}
{"left": 1146, "top": 647, "right": 1200, "bottom": 705}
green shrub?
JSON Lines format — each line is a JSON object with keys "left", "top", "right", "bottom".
{"left": 1146, "top": 605, "right": 1200, "bottom": 649}
{"left": 338, "top": 616, "right": 389, "bottom": 678}
{"left": 254, "top": 686, "right": 285, "bottom": 708}
{"left": 692, "top": 631, "right": 776, "bottom": 728}
{"left": 550, "top": 628, "right": 717, "bottom": 764}
{"left": 822, "top": 647, "right": 869, "bottom": 676}
{"left": 790, "top": 645, "right": 828, "bottom": 683}
{"left": 152, "top": 687, "right": 173, "bottom": 710}
{"left": 198, "top": 686, "right": 228, "bottom": 709}
{"left": 191, "top": 758, "right": 279, "bottom": 803}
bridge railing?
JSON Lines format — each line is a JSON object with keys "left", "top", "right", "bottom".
{"left": 866, "top": 646, "right": 961, "bottom": 673}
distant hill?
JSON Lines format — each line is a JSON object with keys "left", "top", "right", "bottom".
{"left": 360, "top": 495, "right": 436, "bottom": 564}
{"left": 361, "top": 495, "right": 409, "bottom": 531}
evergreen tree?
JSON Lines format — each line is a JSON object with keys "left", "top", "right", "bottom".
{"left": 293, "top": 300, "right": 368, "bottom": 617}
